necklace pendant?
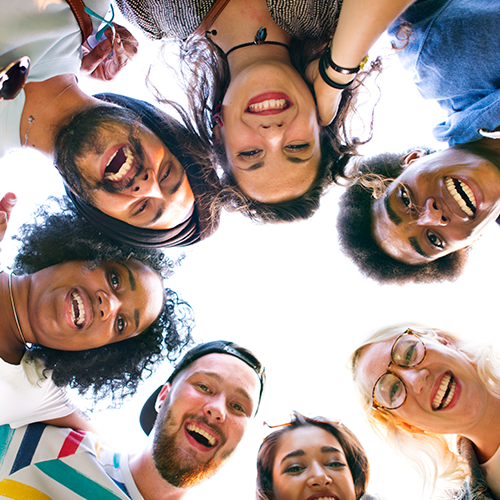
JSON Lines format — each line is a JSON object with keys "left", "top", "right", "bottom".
{"left": 254, "top": 27, "right": 267, "bottom": 44}
{"left": 27, "top": 115, "right": 35, "bottom": 123}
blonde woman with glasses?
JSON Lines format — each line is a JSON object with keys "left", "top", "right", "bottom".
{"left": 350, "top": 323, "right": 500, "bottom": 499}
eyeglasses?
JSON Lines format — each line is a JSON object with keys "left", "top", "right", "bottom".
{"left": 0, "top": 57, "right": 30, "bottom": 101}
{"left": 371, "top": 329, "right": 427, "bottom": 410}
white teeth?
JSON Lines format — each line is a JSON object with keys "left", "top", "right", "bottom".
{"left": 71, "top": 291, "right": 85, "bottom": 327}
{"left": 445, "top": 177, "right": 476, "bottom": 217}
{"left": 186, "top": 423, "right": 216, "bottom": 446}
{"left": 248, "top": 98, "right": 287, "bottom": 112}
{"left": 432, "top": 373, "right": 456, "bottom": 410}
{"left": 104, "top": 146, "right": 133, "bottom": 182}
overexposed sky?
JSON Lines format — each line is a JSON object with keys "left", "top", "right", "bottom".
{"left": 1, "top": 15, "right": 499, "bottom": 500}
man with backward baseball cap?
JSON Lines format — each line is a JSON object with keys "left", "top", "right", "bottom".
{"left": 0, "top": 341, "right": 265, "bottom": 498}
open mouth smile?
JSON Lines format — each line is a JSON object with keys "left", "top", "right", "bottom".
{"left": 185, "top": 423, "right": 219, "bottom": 449}
{"left": 246, "top": 98, "right": 292, "bottom": 115}
{"left": 445, "top": 176, "right": 477, "bottom": 217}
{"left": 70, "top": 290, "right": 85, "bottom": 328}
{"left": 432, "top": 372, "right": 457, "bottom": 410}
{"left": 104, "top": 145, "right": 135, "bottom": 183}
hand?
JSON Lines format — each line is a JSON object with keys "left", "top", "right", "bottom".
{"left": 305, "top": 58, "right": 345, "bottom": 127}
{"left": 81, "top": 24, "right": 138, "bottom": 81}
{"left": 0, "top": 192, "right": 17, "bottom": 244}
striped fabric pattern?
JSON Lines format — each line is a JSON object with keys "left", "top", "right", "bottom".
{"left": 0, "top": 424, "right": 138, "bottom": 500}
{"left": 115, "top": 0, "right": 341, "bottom": 40}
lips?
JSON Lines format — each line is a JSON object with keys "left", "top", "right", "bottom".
{"left": 445, "top": 176, "right": 477, "bottom": 217}
{"left": 66, "top": 288, "right": 92, "bottom": 329}
{"left": 246, "top": 92, "right": 293, "bottom": 115}
{"left": 306, "top": 493, "right": 340, "bottom": 500}
{"left": 432, "top": 372, "right": 457, "bottom": 410}
{"left": 185, "top": 422, "right": 219, "bottom": 451}
{"left": 104, "top": 145, "right": 135, "bottom": 183}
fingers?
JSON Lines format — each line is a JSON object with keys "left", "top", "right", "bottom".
{"left": 0, "top": 192, "right": 17, "bottom": 244}
{"left": 81, "top": 37, "right": 113, "bottom": 76}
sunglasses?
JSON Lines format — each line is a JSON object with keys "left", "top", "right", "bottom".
{"left": 0, "top": 56, "right": 30, "bottom": 101}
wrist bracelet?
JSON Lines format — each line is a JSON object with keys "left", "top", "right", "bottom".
{"left": 318, "top": 51, "right": 355, "bottom": 89}
{"left": 321, "top": 42, "right": 369, "bottom": 75}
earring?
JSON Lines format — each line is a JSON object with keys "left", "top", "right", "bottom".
{"left": 211, "top": 103, "right": 223, "bottom": 129}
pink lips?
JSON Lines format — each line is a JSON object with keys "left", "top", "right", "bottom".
{"left": 184, "top": 421, "right": 220, "bottom": 453}
{"left": 245, "top": 92, "right": 293, "bottom": 116}
{"left": 430, "top": 371, "right": 461, "bottom": 411}
{"left": 306, "top": 493, "right": 340, "bottom": 500}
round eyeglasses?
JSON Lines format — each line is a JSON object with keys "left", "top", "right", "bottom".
{"left": 0, "top": 57, "right": 30, "bottom": 101}
{"left": 371, "top": 329, "right": 427, "bottom": 410}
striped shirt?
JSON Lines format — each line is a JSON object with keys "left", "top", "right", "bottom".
{"left": 116, "top": 0, "right": 341, "bottom": 40}
{"left": 0, "top": 424, "right": 142, "bottom": 499}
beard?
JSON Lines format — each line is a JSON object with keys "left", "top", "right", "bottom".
{"left": 53, "top": 105, "right": 145, "bottom": 204}
{"left": 152, "top": 404, "right": 236, "bottom": 488}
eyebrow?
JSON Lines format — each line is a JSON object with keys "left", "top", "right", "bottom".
{"left": 239, "top": 161, "right": 265, "bottom": 172}
{"left": 409, "top": 236, "right": 430, "bottom": 259}
{"left": 384, "top": 193, "right": 402, "bottom": 225}
{"left": 134, "top": 309, "right": 140, "bottom": 332}
{"left": 281, "top": 449, "right": 305, "bottom": 464}
{"left": 193, "top": 371, "right": 254, "bottom": 407}
{"left": 121, "top": 263, "right": 136, "bottom": 291}
{"left": 237, "top": 154, "right": 315, "bottom": 172}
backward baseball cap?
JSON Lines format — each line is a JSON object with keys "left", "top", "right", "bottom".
{"left": 140, "top": 341, "right": 266, "bottom": 435}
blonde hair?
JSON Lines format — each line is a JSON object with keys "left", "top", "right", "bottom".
{"left": 350, "top": 322, "right": 500, "bottom": 495}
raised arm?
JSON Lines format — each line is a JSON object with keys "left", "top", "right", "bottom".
{"left": 307, "top": 0, "right": 416, "bottom": 126}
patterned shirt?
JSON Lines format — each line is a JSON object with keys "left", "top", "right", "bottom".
{"left": 116, "top": 0, "right": 341, "bottom": 40}
{"left": 0, "top": 424, "right": 142, "bottom": 499}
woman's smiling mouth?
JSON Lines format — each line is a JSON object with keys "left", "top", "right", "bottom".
{"left": 444, "top": 176, "right": 477, "bottom": 217}
{"left": 432, "top": 372, "right": 457, "bottom": 410}
{"left": 246, "top": 92, "right": 293, "bottom": 115}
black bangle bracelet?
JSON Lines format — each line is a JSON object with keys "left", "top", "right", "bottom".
{"left": 322, "top": 43, "right": 364, "bottom": 74}
{"left": 318, "top": 51, "right": 355, "bottom": 89}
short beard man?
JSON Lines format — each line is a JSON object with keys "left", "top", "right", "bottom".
{"left": 152, "top": 399, "right": 235, "bottom": 488}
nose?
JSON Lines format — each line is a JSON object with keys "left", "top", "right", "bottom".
{"left": 306, "top": 462, "right": 332, "bottom": 488}
{"left": 400, "top": 367, "right": 429, "bottom": 395}
{"left": 96, "top": 291, "right": 120, "bottom": 322}
{"left": 259, "top": 122, "right": 285, "bottom": 145}
{"left": 203, "top": 394, "right": 227, "bottom": 423}
{"left": 416, "top": 198, "right": 448, "bottom": 226}
{"left": 130, "top": 169, "right": 163, "bottom": 199}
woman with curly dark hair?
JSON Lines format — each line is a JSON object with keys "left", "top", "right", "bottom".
{"left": 117, "top": 0, "right": 413, "bottom": 222}
{"left": 1, "top": 197, "right": 193, "bottom": 430}
{"left": 256, "top": 412, "right": 376, "bottom": 500}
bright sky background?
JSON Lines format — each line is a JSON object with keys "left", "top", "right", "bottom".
{"left": 1, "top": 12, "right": 499, "bottom": 500}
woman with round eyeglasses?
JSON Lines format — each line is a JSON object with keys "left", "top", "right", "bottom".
{"left": 116, "top": 0, "right": 415, "bottom": 222}
{"left": 0, "top": 198, "right": 193, "bottom": 431}
{"left": 350, "top": 323, "right": 500, "bottom": 499}
{"left": 256, "top": 412, "right": 379, "bottom": 500}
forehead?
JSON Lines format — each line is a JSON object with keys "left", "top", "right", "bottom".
{"left": 180, "top": 353, "right": 260, "bottom": 399}
{"left": 276, "top": 426, "right": 344, "bottom": 460}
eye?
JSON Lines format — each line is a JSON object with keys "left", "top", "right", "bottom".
{"left": 198, "top": 383, "right": 211, "bottom": 393}
{"left": 116, "top": 316, "right": 125, "bottom": 334}
{"left": 110, "top": 271, "right": 120, "bottom": 290}
{"left": 134, "top": 201, "right": 147, "bottom": 216}
{"left": 160, "top": 164, "right": 171, "bottom": 183}
{"left": 389, "top": 380, "right": 404, "bottom": 403}
{"left": 326, "top": 460, "right": 347, "bottom": 468}
{"left": 237, "top": 149, "right": 263, "bottom": 158}
{"left": 285, "top": 143, "right": 310, "bottom": 152}
{"left": 399, "top": 185, "right": 416, "bottom": 212}
{"left": 403, "top": 343, "right": 417, "bottom": 365}
{"left": 231, "top": 402, "right": 246, "bottom": 414}
{"left": 427, "top": 231, "right": 444, "bottom": 249}
{"left": 284, "top": 464, "right": 304, "bottom": 474}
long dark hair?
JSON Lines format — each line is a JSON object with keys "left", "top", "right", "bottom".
{"left": 176, "top": 34, "right": 379, "bottom": 222}
{"left": 257, "top": 412, "right": 369, "bottom": 500}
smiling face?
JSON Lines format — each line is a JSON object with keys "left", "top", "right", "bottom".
{"left": 371, "top": 148, "right": 500, "bottom": 264}
{"left": 152, "top": 353, "right": 260, "bottom": 488}
{"left": 356, "top": 333, "right": 491, "bottom": 435}
{"left": 26, "top": 259, "right": 164, "bottom": 350}
{"left": 272, "top": 426, "right": 356, "bottom": 500}
{"left": 219, "top": 61, "right": 321, "bottom": 203}
{"left": 55, "top": 106, "right": 195, "bottom": 230}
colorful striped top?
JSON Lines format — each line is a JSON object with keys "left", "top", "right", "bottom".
{"left": 0, "top": 424, "right": 143, "bottom": 499}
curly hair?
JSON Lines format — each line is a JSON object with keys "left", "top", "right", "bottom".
{"left": 337, "top": 153, "right": 469, "bottom": 285}
{"left": 175, "top": 34, "right": 380, "bottom": 223}
{"left": 257, "top": 412, "right": 369, "bottom": 500}
{"left": 349, "top": 322, "right": 500, "bottom": 492}
{"left": 13, "top": 198, "right": 194, "bottom": 403}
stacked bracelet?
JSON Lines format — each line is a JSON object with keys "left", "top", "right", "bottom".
{"left": 318, "top": 43, "right": 368, "bottom": 89}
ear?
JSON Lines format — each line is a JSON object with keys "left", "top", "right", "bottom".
{"left": 434, "top": 334, "right": 458, "bottom": 351}
{"left": 212, "top": 122, "right": 223, "bottom": 142}
{"left": 403, "top": 149, "right": 427, "bottom": 166}
{"left": 155, "top": 382, "right": 171, "bottom": 412}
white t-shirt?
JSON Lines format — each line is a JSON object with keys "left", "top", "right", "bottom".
{"left": 0, "top": 353, "right": 74, "bottom": 428}
{"left": 0, "top": 0, "right": 111, "bottom": 157}
{"left": 480, "top": 444, "right": 500, "bottom": 497}
{"left": 0, "top": 423, "right": 143, "bottom": 499}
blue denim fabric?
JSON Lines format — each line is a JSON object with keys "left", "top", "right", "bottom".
{"left": 389, "top": 0, "right": 500, "bottom": 145}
